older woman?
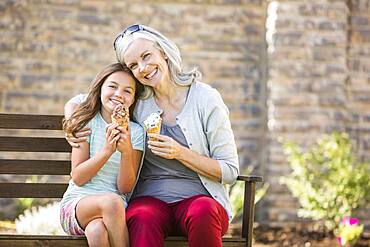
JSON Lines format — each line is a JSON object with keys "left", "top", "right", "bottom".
{"left": 66, "top": 24, "right": 239, "bottom": 247}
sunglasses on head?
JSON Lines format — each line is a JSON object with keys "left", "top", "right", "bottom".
{"left": 113, "top": 24, "right": 148, "bottom": 50}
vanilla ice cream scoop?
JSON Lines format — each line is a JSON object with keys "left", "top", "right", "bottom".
{"left": 144, "top": 113, "right": 162, "bottom": 129}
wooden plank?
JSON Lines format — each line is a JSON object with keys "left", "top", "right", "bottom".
{"left": 0, "top": 183, "right": 68, "bottom": 198}
{"left": 0, "top": 235, "right": 245, "bottom": 247}
{"left": 0, "top": 114, "right": 63, "bottom": 130}
{"left": 164, "top": 236, "right": 245, "bottom": 247}
{"left": 0, "top": 240, "right": 87, "bottom": 247}
{"left": 0, "top": 159, "right": 70, "bottom": 175}
{"left": 0, "top": 236, "right": 87, "bottom": 247}
{"left": 0, "top": 137, "right": 71, "bottom": 152}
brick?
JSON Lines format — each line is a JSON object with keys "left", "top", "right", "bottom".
{"left": 77, "top": 14, "right": 110, "bottom": 25}
{"left": 351, "top": 15, "right": 370, "bottom": 26}
{"left": 20, "top": 74, "right": 53, "bottom": 89}
{"left": 351, "top": 30, "right": 370, "bottom": 43}
{"left": 351, "top": 0, "right": 370, "bottom": 12}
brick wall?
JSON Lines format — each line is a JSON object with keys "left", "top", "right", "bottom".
{"left": 265, "top": 0, "right": 370, "bottom": 226}
{"left": 0, "top": 0, "right": 267, "bottom": 218}
{"left": 347, "top": 0, "right": 370, "bottom": 226}
{"left": 0, "top": 0, "right": 267, "bottom": 169}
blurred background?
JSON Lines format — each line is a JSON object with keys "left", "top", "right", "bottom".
{"left": 0, "top": 0, "right": 369, "bottom": 245}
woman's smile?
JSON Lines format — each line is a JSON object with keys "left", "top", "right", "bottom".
{"left": 145, "top": 68, "right": 158, "bottom": 80}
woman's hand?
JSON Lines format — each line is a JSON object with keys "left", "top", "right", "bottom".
{"left": 103, "top": 123, "right": 120, "bottom": 155}
{"left": 116, "top": 126, "right": 133, "bottom": 153}
{"left": 147, "top": 133, "right": 184, "bottom": 159}
{"left": 65, "top": 127, "right": 91, "bottom": 148}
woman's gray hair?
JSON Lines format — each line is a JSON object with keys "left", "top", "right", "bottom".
{"left": 114, "top": 24, "right": 201, "bottom": 99}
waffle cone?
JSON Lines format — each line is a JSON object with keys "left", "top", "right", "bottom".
{"left": 111, "top": 116, "right": 129, "bottom": 130}
{"left": 147, "top": 120, "right": 162, "bottom": 141}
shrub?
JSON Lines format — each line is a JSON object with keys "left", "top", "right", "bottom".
{"left": 15, "top": 202, "right": 65, "bottom": 235}
{"left": 280, "top": 132, "right": 370, "bottom": 230}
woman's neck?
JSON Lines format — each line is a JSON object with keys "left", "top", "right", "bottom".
{"left": 154, "top": 81, "right": 188, "bottom": 106}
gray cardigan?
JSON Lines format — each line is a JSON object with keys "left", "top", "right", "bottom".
{"left": 134, "top": 81, "right": 239, "bottom": 219}
{"left": 68, "top": 81, "right": 240, "bottom": 219}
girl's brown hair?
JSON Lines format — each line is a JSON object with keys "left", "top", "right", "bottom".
{"left": 63, "top": 63, "right": 143, "bottom": 136}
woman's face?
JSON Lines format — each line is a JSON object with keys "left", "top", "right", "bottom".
{"left": 100, "top": 71, "right": 136, "bottom": 121}
{"left": 123, "top": 38, "right": 170, "bottom": 89}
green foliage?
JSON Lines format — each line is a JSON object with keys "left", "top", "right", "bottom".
{"left": 280, "top": 132, "right": 370, "bottom": 230}
{"left": 16, "top": 176, "right": 39, "bottom": 216}
{"left": 16, "top": 198, "right": 34, "bottom": 216}
{"left": 229, "top": 167, "right": 269, "bottom": 221}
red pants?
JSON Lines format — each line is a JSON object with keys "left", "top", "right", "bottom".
{"left": 126, "top": 195, "right": 229, "bottom": 247}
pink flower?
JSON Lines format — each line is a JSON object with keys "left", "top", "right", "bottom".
{"left": 337, "top": 236, "right": 343, "bottom": 246}
{"left": 341, "top": 217, "right": 359, "bottom": 226}
{"left": 336, "top": 217, "right": 363, "bottom": 246}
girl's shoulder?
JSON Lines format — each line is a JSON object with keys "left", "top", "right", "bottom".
{"left": 129, "top": 121, "right": 144, "bottom": 134}
{"left": 87, "top": 113, "right": 105, "bottom": 133}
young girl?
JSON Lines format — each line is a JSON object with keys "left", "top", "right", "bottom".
{"left": 60, "top": 63, "right": 144, "bottom": 247}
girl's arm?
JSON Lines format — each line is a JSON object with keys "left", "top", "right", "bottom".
{"left": 115, "top": 126, "right": 143, "bottom": 194}
{"left": 71, "top": 124, "right": 120, "bottom": 186}
{"left": 117, "top": 149, "right": 142, "bottom": 194}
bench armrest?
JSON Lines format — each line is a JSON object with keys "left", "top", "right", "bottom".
{"left": 237, "top": 175, "right": 263, "bottom": 182}
{"left": 235, "top": 174, "right": 263, "bottom": 247}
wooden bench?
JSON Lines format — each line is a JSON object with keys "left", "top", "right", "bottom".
{"left": 0, "top": 113, "right": 263, "bottom": 247}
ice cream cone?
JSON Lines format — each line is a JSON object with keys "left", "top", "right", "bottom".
{"left": 144, "top": 113, "right": 162, "bottom": 141}
{"left": 111, "top": 104, "right": 129, "bottom": 130}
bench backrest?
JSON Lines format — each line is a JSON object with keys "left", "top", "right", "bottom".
{"left": 0, "top": 113, "right": 71, "bottom": 198}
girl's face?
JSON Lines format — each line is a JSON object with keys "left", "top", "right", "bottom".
{"left": 100, "top": 71, "right": 136, "bottom": 122}
{"left": 123, "top": 38, "right": 171, "bottom": 89}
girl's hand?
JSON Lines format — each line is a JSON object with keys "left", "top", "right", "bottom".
{"left": 103, "top": 123, "right": 120, "bottom": 155}
{"left": 65, "top": 127, "right": 91, "bottom": 148}
{"left": 147, "top": 133, "right": 183, "bottom": 159}
{"left": 116, "top": 126, "right": 133, "bottom": 153}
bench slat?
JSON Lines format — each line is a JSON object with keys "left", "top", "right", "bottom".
{"left": 0, "top": 235, "right": 246, "bottom": 247}
{"left": 0, "top": 137, "right": 71, "bottom": 152}
{"left": 0, "top": 239, "right": 87, "bottom": 247}
{"left": 0, "top": 159, "right": 70, "bottom": 175}
{"left": 0, "top": 183, "right": 68, "bottom": 198}
{"left": 0, "top": 114, "right": 63, "bottom": 130}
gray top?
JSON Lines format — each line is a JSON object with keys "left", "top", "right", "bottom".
{"left": 133, "top": 123, "right": 210, "bottom": 202}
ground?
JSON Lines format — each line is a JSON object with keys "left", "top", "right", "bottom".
{"left": 1, "top": 220, "right": 369, "bottom": 246}
{"left": 231, "top": 222, "right": 370, "bottom": 247}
